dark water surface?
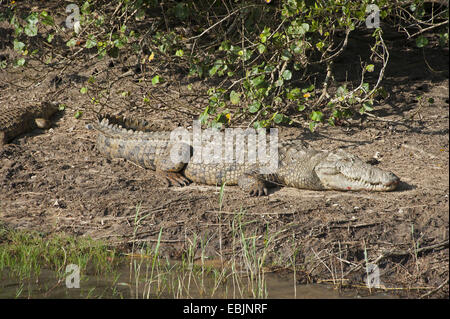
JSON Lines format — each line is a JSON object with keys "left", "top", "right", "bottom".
{"left": 0, "top": 265, "right": 396, "bottom": 299}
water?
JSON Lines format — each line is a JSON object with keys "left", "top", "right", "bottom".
{"left": 0, "top": 264, "right": 396, "bottom": 299}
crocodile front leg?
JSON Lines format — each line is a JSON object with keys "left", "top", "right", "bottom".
{"left": 154, "top": 142, "right": 191, "bottom": 187}
{"left": 239, "top": 172, "right": 281, "bottom": 196}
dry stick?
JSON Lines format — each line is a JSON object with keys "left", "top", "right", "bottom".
{"left": 328, "top": 222, "right": 381, "bottom": 229}
{"left": 205, "top": 210, "right": 295, "bottom": 215}
{"left": 327, "top": 30, "right": 389, "bottom": 109}
{"left": 311, "top": 28, "right": 351, "bottom": 65}
{"left": 364, "top": 112, "right": 405, "bottom": 124}
{"left": 187, "top": 6, "right": 250, "bottom": 41}
{"left": 396, "top": 4, "right": 448, "bottom": 28}
{"left": 420, "top": 277, "right": 449, "bottom": 299}
{"left": 342, "top": 240, "right": 449, "bottom": 280}
{"left": 407, "top": 20, "right": 449, "bottom": 39}
{"left": 372, "top": 240, "right": 449, "bottom": 265}
{"left": 315, "top": 61, "right": 333, "bottom": 107}
{"left": 311, "top": 248, "right": 336, "bottom": 285}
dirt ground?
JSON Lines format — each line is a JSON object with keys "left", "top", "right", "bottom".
{"left": 0, "top": 17, "right": 449, "bottom": 298}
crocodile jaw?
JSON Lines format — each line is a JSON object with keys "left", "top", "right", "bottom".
{"left": 315, "top": 150, "right": 400, "bottom": 191}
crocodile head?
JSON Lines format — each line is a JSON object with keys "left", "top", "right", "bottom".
{"left": 315, "top": 149, "right": 399, "bottom": 191}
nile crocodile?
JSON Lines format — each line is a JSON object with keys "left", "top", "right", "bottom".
{"left": 90, "top": 114, "right": 400, "bottom": 195}
{"left": 0, "top": 101, "right": 59, "bottom": 146}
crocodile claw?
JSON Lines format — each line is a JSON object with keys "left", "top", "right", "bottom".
{"left": 249, "top": 184, "right": 269, "bottom": 197}
{"left": 158, "top": 171, "right": 191, "bottom": 187}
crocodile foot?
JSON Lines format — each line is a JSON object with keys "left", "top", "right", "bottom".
{"left": 249, "top": 181, "right": 269, "bottom": 197}
{"left": 157, "top": 171, "right": 191, "bottom": 187}
{"left": 238, "top": 174, "right": 269, "bottom": 196}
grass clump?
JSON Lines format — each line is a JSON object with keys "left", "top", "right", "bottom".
{"left": 0, "top": 223, "right": 119, "bottom": 281}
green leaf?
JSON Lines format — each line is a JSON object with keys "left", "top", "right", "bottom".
{"left": 175, "top": 49, "right": 184, "bottom": 57}
{"left": 14, "top": 58, "right": 26, "bottom": 67}
{"left": 13, "top": 40, "right": 25, "bottom": 52}
{"left": 248, "top": 101, "right": 261, "bottom": 113}
{"left": 273, "top": 113, "right": 284, "bottom": 124}
{"left": 24, "top": 24, "right": 38, "bottom": 37}
{"left": 211, "top": 121, "right": 222, "bottom": 130}
{"left": 198, "top": 111, "right": 209, "bottom": 124}
{"left": 40, "top": 11, "right": 54, "bottom": 26}
{"left": 85, "top": 36, "right": 96, "bottom": 48}
{"left": 328, "top": 117, "right": 335, "bottom": 126}
{"left": 416, "top": 35, "right": 428, "bottom": 48}
{"left": 47, "top": 34, "right": 54, "bottom": 43}
{"left": 66, "top": 39, "right": 77, "bottom": 47}
{"left": 316, "top": 41, "right": 324, "bottom": 50}
{"left": 260, "top": 34, "right": 267, "bottom": 43}
{"left": 257, "top": 43, "right": 266, "bottom": 54}
{"left": 209, "top": 65, "right": 219, "bottom": 76}
{"left": 281, "top": 49, "right": 292, "bottom": 61}
{"left": 361, "top": 82, "right": 370, "bottom": 93}
{"left": 250, "top": 75, "right": 265, "bottom": 87}
{"left": 275, "top": 79, "right": 284, "bottom": 87}
{"left": 260, "top": 27, "right": 270, "bottom": 43}
{"left": 365, "top": 64, "right": 375, "bottom": 72}
{"left": 287, "top": 88, "right": 301, "bottom": 100}
{"left": 152, "top": 75, "right": 161, "bottom": 85}
{"left": 363, "top": 101, "right": 374, "bottom": 111}
{"left": 300, "top": 23, "right": 310, "bottom": 33}
{"left": 26, "top": 13, "right": 39, "bottom": 26}
{"left": 230, "top": 90, "right": 241, "bottom": 105}
{"left": 174, "top": 3, "right": 190, "bottom": 20}
{"left": 238, "top": 49, "right": 253, "bottom": 61}
{"left": 219, "top": 41, "right": 231, "bottom": 51}
{"left": 80, "top": 87, "right": 88, "bottom": 94}
{"left": 336, "top": 85, "right": 347, "bottom": 97}
{"left": 310, "top": 110, "right": 323, "bottom": 122}
{"left": 439, "top": 33, "right": 448, "bottom": 47}
{"left": 282, "top": 69, "right": 292, "bottom": 80}
{"left": 74, "top": 111, "right": 83, "bottom": 119}
{"left": 360, "top": 102, "right": 374, "bottom": 114}
{"left": 113, "top": 37, "right": 126, "bottom": 49}
{"left": 253, "top": 121, "right": 263, "bottom": 129}
{"left": 81, "top": 1, "right": 91, "bottom": 14}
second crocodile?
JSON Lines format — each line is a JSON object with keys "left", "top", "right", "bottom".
{"left": 89, "top": 114, "right": 400, "bottom": 195}
{"left": 0, "top": 101, "right": 59, "bottom": 146}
